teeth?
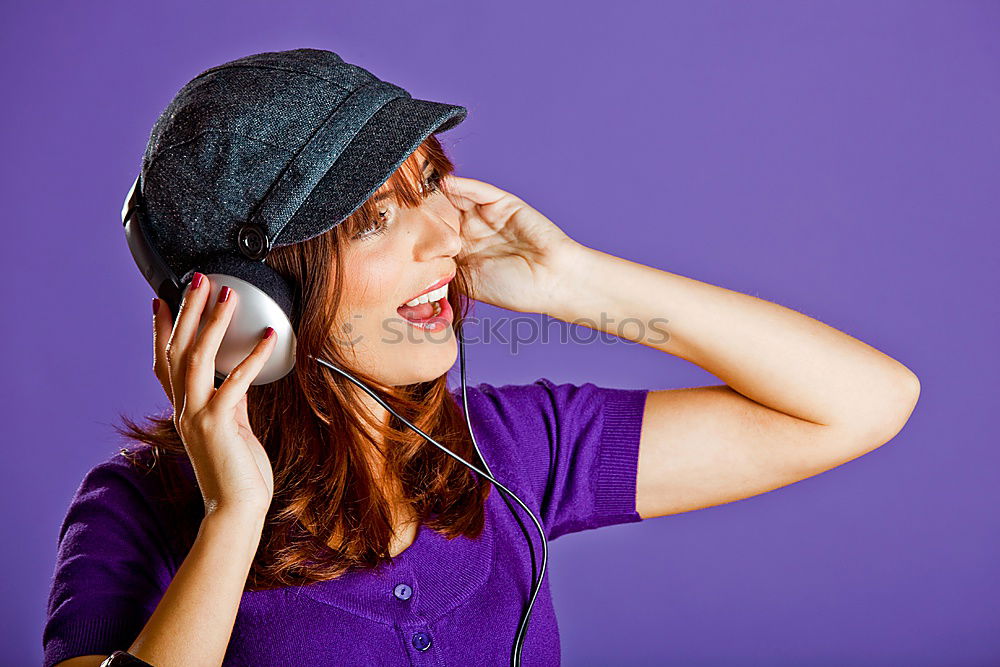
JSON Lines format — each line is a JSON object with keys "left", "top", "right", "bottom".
{"left": 404, "top": 283, "right": 448, "bottom": 307}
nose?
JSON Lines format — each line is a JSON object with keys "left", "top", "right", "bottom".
{"left": 412, "top": 199, "right": 462, "bottom": 261}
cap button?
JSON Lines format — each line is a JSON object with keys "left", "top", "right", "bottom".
{"left": 237, "top": 223, "right": 271, "bottom": 260}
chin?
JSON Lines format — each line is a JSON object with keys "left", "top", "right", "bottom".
{"left": 390, "top": 335, "right": 458, "bottom": 385}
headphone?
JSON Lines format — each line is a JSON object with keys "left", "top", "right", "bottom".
{"left": 122, "top": 171, "right": 549, "bottom": 666}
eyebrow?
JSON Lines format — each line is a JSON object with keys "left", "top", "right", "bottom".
{"left": 374, "top": 158, "right": 431, "bottom": 202}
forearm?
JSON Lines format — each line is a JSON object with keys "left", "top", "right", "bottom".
{"left": 544, "top": 241, "right": 919, "bottom": 433}
{"left": 126, "top": 510, "right": 265, "bottom": 667}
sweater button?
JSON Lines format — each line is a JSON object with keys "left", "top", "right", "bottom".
{"left": 411, "top": 631, "right": 432, "bottom": 651}
{"left": 393, "top": 583, "right": 413, "bottom": 601}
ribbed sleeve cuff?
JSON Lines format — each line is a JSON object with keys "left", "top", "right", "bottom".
{"left": 593, "top": 387, "right": 650, "bottom": 526}
{"left": 44, "top": 609, "right": 144, "bottom": 667}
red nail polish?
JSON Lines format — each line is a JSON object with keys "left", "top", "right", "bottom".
{"left": 152, "top": 298, "right": 160, "bottom": 315}
{"left": 218, "top": 286, "right": 231, "bottom": 303}
{"left": 263, "top": 327, "right": 274, "bottom": 340}
{"left": 191, "top": 272, "right": 203, "bottom": 289}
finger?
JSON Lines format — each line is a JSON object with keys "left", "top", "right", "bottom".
{"left": 210, "top": 327, "right": 277, "bottom": 412}
{"left": 235, "top": 393, "right": 251, "bottom": 429}
{"left": 151, "top": 298, "right": 174, "bottom": 401}
{"left": 441, "top": 174, "right": 507, "bottom": 208}
{"left": 167, "top": 273, "right": 211, "bottom": 418}
{"left": 185, "top": 283, "right": 238, "bottom": 411}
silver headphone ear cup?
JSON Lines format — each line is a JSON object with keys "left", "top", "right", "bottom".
{"left": 199, "top": 274, "right": 297, "bottom": 385}
{"left": 179, "top": 254, "right": 299, "bottom": 387}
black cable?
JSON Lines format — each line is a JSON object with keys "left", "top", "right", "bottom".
{"left": 456, "top": 324, "right": 546, "bottom": 665}
{"left": 307, "top": 325, "right": 549, "bottom": 667}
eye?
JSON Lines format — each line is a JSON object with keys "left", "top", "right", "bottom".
{"left": 352, "top": 207, "right": 393, "bottom": 240}
{"left": 420, "top": 168, "right": 442, "bottom": 196}
{"left": 352, "top": 169, "right": 441, "bottom": 241}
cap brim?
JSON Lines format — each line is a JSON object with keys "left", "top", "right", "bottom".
{"left": 276, "top": 96, "right": 467, "bottom": 247}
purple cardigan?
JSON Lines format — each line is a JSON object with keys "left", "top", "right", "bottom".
{"left": 43, "top": 378, "right": 649, "bottom": 666}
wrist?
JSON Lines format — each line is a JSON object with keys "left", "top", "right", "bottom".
{"left": 541, "top": 239, "right": 598, "bottom": 322}
{"left": 200, "top": 507, "right": 267, "bottom": 549}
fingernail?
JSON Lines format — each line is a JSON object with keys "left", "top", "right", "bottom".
{"left": 152, "top": 298, "right": 160, "bottom": 315}
{"left": 218, "top": 286, "right": 231, "bottom": 303}
{"left": 191, "top": 272, "right": 204, "bottom": 289}
{"left": 263, "top": 327, "right": 274, "bottom": 340}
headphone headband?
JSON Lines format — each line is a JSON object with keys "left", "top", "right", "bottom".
{"left": 122, "top": 172, "right": 183, "bottom": 316}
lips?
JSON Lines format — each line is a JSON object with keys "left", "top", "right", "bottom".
{"left": 396, "top": 273, "right": 455, "bottom": 331}
{"left": 399, "top": 272, "right": 455, "bottom": 307}
{"left": 396, "top": 296, "right": 453, "bottom": 331}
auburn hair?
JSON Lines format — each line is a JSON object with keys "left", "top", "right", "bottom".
{"left": 112, "top": 133, "right": 490, "bottom": 590}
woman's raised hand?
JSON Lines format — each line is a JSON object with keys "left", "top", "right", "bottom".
{"left": 440, "top": 173, "right": 578, "bottom": 315}
{"left": 152, "top": 273, "right": 277, "bottom": 520}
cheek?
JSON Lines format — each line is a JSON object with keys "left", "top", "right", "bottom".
{"left": 343, "top": 253, "right": 403, "bottom": 313}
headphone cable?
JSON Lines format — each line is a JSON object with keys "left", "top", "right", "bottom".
{"left": 307, "top": 325, "right": 549, "bottom": 667}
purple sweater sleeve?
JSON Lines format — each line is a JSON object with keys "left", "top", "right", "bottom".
{"left": 43, "top": 450, "right": 176, "bottom": 667}
{"left": 463, "top": 378, "right": 650, "bottom": 540}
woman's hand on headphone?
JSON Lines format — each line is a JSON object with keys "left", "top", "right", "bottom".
{"left": 152, "top": 274, "right": 276, "bottom": 521}
{"left": 441, "top": 173, "right": 582, "bottom": 315}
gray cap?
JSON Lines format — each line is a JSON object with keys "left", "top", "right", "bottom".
{"left": 138, "top": 47, "right": 468, "bottom": 281}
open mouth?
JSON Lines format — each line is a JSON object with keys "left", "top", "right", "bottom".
{"left": 396, "top": 278, "right": 454, "bottom": 331}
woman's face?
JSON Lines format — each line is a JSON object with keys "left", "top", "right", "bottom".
{"left": 336, "top": 152, "right": 463, "bottom": 386}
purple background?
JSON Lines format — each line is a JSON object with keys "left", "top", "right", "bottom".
{"left": 3, "top": 1, "right": 997, "bottom": 664}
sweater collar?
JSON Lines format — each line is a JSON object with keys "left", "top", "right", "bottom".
{"left": 290, "top": 491, "right": 497, "bottom": 625}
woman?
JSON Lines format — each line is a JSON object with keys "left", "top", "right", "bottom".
{"left": 44, "top": 49, "right": 920, "bottom": 667}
